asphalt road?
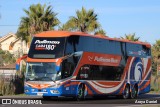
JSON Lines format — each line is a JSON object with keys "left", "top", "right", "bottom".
{"left": 0, "top": 93, "right": 160, "bottom": 107}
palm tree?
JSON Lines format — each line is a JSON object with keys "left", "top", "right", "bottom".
{"left": 17, "top": 3, "right": 60, "bottom": 44}
{"left": 121, "top": 33, "right": 140, "bottom": 41}
{"left": 94, "top": 29, "right": 106, "bottom": 36}
{"left": 58, "top": 24, "right": 69, "bottom": 31}
{"left": 64, "top": 7, "right": 101, "bottom": 33}
{"left": 17, "top": 17, "right": 30, "bottom": 43}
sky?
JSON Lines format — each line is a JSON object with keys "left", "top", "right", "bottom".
{"left": 0, "top": 0, "right": 160, "bottom": 44}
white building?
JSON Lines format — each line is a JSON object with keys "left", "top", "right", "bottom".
{"left": 0, "top": 33, "right": 29, "bottom": 57}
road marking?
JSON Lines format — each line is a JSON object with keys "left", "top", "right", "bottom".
{"left": 116, "top": 104, "right": 160, "bottom": 107}
{"left": 116, "top": 105, "right": 141, "bottom": 107}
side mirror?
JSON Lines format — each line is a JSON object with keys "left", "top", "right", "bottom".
{"left": 16, "top": 64, "right": 20, "bottom": 70}
{"left": 74, "top": 51, "right": 83, "bottom": 56}
{"left": 56, "top": 65, "right": 60, "bottom": 72}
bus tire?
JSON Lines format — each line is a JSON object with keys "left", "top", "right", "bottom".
{"left": 77, "top": 84, "right": 85, "bottom": 101}
{"left": 123, "top": 84, "right": 130, "bottom": 99}
{"left": 131, "top": 85, "right": 138, "bottom": 99}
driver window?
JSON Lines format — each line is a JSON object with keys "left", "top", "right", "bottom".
{"left": 45, "top": 63, "right": 56, "bottom": 74}
{"left": 62, "top": 57, "right": 75, "bottom": 79}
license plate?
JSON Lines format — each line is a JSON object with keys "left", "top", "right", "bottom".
{"left": 37, "top": 93, "right": 43, "bottom": 96}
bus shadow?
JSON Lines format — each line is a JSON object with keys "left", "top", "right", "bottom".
{"left": 41, "top": 93, "right": 160, "bottom": 102}
{"left": 42, "top": 96, "right": 124, "bottom": 101}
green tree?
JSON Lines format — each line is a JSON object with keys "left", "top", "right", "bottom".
{"left": 152, "top": 40, "right": 160, "bottom": 75}
{"left": 0, "top": 49, "right": 16, "bottom": 66}
{"left": 121, "top": 33, "right": 140, "bottom": 41}
{"left": 63, "top": 7, "right": 101, "bottom": 33}
{"left": 17, "top": 3, "right": 60, "bottom": 44}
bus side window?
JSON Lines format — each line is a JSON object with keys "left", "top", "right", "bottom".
{"left": 142, "top": 45, "right": 151, "bottom": 56}
{"left": 77, "top": 65, "right": 91, "bottom": 80}
{"left": 80, "top": 66, "right": 90, "bottom": 80}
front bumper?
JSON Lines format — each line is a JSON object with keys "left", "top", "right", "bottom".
{"left": 24, "top": 86, "right": 62, "bottom": 96}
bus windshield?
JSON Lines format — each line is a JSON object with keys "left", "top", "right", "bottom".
{"left": 26, "top": 62, "right": 61, "bottom": 81}
{"left": 28, "top": 37, "right": 66, "bottom": 59}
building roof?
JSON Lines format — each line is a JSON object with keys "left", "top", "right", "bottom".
{"left": 0, "top": 33, "right": 16, "bottom": 43}
{"left": 0, "top": 63, "right": 16, "bottom": 69}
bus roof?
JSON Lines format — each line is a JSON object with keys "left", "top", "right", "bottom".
{"left": 34, "top": 30, "right": 151, "bottom": 48}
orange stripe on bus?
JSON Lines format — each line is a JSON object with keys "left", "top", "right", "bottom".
{"left": 25, "top": 82, "right": 51, "bottom": 89}
{"left": 27, "top": 57, "right": 57, "bottom": 62}
{"left": 86, "top": 86, "right": 93, "bottom": 95}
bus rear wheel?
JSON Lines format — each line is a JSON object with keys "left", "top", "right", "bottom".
{"left": 77, "top": 84, "right": 85, "bottom": 101}
{"left": 123, "top": 85, "right": 130, "bottom": 99}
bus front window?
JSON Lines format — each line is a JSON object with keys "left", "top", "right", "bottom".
{"left": 26, "top": 62, "right": 61, "bottom": 81}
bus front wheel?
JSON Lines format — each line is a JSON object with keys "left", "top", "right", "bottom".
{"left": 77, "top": 84, "right": 85, "bottom": 101}
{"left": 123, "top": 85, "right": 130, "bottom": 99}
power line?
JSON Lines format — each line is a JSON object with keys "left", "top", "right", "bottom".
{"left": 0, "top": 25, "right": 19, "bottom": 26}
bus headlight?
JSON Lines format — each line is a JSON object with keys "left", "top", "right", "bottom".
{"left": 25, "top": 89, "right": 29, "bottom": 93}
{"left": 50, "top": 90, "right": 59, "bottom": 94}
{"left": 31, "top": 89, "right": 35, "bottom": 92}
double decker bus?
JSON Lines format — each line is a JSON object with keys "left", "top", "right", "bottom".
{"left": 24, "top": 31, "right": 151, "bottom": 100}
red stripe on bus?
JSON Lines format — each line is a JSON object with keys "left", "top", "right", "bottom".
{"left": 139, "top": 80, "right": 150, "bottom": 91}
{"left": 143, "top": 59, "right": 151, "bottom": 80}
{"left": 121, "top": 57, "right": 132, "bottom": 80}
{"left": 86, "top": 86, "right": 93, "bottom": 95}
